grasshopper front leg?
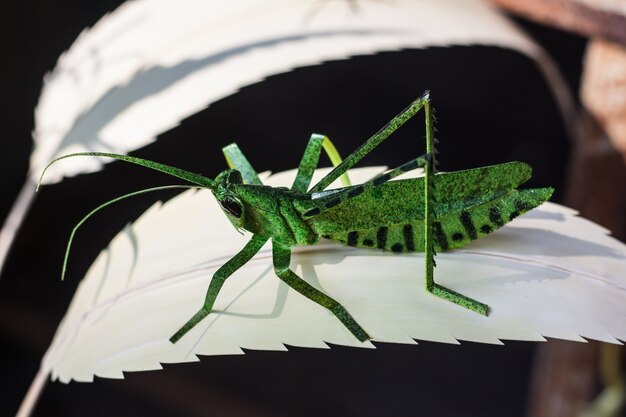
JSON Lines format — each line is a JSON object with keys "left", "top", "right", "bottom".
{"left": 222, "top": 143, "right": 263, "bottom": 185}
{"left": 272, "top": 241, "right": 369, "bottom": 341}
{"left": 170, "top": 233, "right": 268, "bottom": 343}
{"left": 223, "top": 133, "right": 350, "bottom": 191}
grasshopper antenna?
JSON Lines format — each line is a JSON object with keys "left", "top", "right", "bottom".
{"left": 38, "top": 152, "right": 216, "bottom": 191}
{"left": 37, "top": 151, "right": 216, "bottom": 280}
{"left": 60, "top": 185, "right": 205, "bottom": 281}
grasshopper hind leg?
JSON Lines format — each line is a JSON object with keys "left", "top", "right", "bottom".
{"left": 430, "top": 282, "right": 489, "bottom": 315}
{"left": 423, "top": 96, "right": 488, "bottom": 316}
{"left": 222, "top": 143, "right": 262, "bottom": 185}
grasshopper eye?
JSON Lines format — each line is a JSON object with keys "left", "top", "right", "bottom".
{"left": 220, "top": 198, "right": 243, "bottom": 218}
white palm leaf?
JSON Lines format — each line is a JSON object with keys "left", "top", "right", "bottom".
{"left": 37, "top": 166, "right": 626, "bottom": 385}
{"left": 32, "top": 0, "right": 569, "bottom": 184}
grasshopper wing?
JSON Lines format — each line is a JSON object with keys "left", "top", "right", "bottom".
{"left": 296, "top": 162, "right": 552, "bottom": 252}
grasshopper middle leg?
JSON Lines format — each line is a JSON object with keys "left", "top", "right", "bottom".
{"left": 272, "top": 241, "right": 369, "bottom": 341}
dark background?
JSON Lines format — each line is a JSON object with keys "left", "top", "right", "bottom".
{"left": 1, "top": 2, "right": 587, "bottom": 416}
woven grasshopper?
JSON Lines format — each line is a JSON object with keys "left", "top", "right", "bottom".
{"left": 41, "top": 92, "right": 553, "bottom": 342}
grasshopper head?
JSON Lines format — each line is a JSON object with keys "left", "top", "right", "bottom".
{"left": 213, "top": 169, "right": 246, "bottom": 230}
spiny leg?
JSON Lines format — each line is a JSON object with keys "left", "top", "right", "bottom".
{"left": 422, "top": 96, "right": 488, "bottom": 315}
{"left": 170, "top": 234, "right": 268, "bottom": 343}
{"left": 272, "top": 240, "right": 369, "bottom": 341}
{"left": 292, "top": 134, "right": 351, "bottom": 193}
{"left": 309, "top": 92, "right": 431, "bottom": 193}
{"left": 222, "top": 143, "right": 262, "bottom": 185}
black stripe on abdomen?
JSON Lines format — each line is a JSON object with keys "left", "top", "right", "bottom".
{"left": 489, "top": 206, "right": 504, "bottom": 227}
{"left": 347, "top": 231, "right": 359, "bottom": 246}
{"left": 403, "top": 224, "right": 415, "bottom": 251}
{"left": 509, "top": 199, "right": 535, "bottom": 221}
{"left": 460, "top": 210, "right": 477, "bottom": 240}
{"left": 376, "top": 226, "right": 388, "bottom": 249}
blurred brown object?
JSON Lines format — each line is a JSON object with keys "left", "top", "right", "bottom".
{"left": 526, "top": 111, "right": 626, "bottom": 417}
{"left": 566, "top": 111, "right": 626, "bottom": 242}
{"left": 488, "top": 0, "right": 626, "bottom": 45}
{"left": 581, "top": 39, "right": 626, "bottom": 162}
{"left": 526, "top": 339, "right": 598, "bottom": 417}
{"left": 489, "top": 1, "right": 626, "bottom": 417}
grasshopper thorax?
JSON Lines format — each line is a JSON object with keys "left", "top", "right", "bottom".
{"left": 213, "top": 169, "right": 245, "bottom": 230}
